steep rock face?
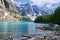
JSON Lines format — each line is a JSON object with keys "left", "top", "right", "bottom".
{"left": 0, "top": 0, "right": 21, "bottom": 22}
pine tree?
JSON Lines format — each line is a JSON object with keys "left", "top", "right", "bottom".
{"left": 54, "top": 6, "right": 60, "bottom": 25}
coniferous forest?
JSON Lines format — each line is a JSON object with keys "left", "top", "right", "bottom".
{"left": 34, "top": 6, "right": 60, "bottom": 25}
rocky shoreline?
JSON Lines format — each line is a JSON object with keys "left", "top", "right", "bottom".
{"left": 0, "top": 32, "right": 60, "bottom": 40}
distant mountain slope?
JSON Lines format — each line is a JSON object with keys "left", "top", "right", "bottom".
{"left": 15, "top": 2, "right": 60, "bottom": 21}
{"left": 15, "top": 3, "right": 52, "bottom": 21}
{"left": 0, "top": 0, "right": 21, "bottom": 22}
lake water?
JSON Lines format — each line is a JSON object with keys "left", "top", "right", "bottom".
{"left": 0, "top": 22, "right": 55, "bottom": 37}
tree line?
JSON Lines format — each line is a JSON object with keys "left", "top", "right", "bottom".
{"left": 34, "top": 6, "right": 60, "bottom": 25}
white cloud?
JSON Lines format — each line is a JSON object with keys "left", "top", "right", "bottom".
{"left": 30, "top": 0, "right": 46, "bottom": 6}
{"left": 11, "top": 0, "right": 60, "bottom": 8}
{"left": 30, "top": 0, "right": 60, "bottom": 8}
{"left": 50, "top": 0, "right": 60, "bottom": 4}
{"left": 46, "top": 0, "right": 60, "bottom": 9}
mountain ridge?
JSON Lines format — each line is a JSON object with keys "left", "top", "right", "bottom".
{"left": 0, "top": 0, "right": 21, "bottom": 22}
{"left": 15, "top": 2, "right": 60, "bottom": 21}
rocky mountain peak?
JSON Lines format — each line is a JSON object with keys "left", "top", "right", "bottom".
{"left": 0, "top": 0, "right": 21, "bottom": 22}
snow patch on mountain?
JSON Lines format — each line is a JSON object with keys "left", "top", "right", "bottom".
{"left": 11, "top": 0, "right": 60, "bottom": 21}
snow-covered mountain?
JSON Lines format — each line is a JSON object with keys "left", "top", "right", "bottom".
{"left": 11, "top": 0, "right": 60, "bottom": 21}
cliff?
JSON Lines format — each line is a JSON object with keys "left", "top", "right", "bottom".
{"left": 0, "top": 0, "right": 21, "bottom": 22}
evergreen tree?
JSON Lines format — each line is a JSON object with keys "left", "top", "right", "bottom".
{"left": 34, "top": 6, "right": 60, "bottom": 25}
{"left": 54, "top": 6, "right": 60, "bottom": 25}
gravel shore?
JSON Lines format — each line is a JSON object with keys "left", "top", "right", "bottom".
{"left": 0, "top": 33, "right": 60, "bottom": 40}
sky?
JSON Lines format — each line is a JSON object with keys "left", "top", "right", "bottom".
{"left": 11, "top": 0, "right": 60, "bottom": 9}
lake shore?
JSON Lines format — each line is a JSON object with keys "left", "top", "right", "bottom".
{"left": 0, "top": 31, "right": 60, "bottom": 40}
{"left": 0, "top": 22, "right": 60, "bottom": 40}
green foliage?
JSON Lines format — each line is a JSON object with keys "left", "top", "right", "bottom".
{"left": 34, "top": 16, "right": 42, "bottom": 23}
{"left": 22, "top": 17, "right": 31, "bottom": 21}
{"left": 34, "top": 6, "right": 60, "bottom": 25}
{"left": 54, "top": 7, "right": 60, "bottom": 24}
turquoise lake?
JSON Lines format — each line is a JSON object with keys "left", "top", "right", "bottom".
{"left": 0, "top": 22, "right": 55, "bottom": 36}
